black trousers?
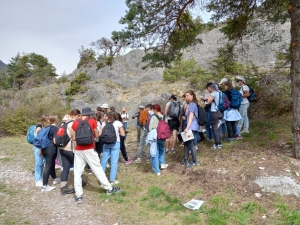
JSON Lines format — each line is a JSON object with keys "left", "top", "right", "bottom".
{"left": 42, "top": 143, "right": 57, "bottom": 186}
{"left": 60, "top": 149, "right": 74, "bottom": 182}
{"left": 120, "top": 136, "right": 129, "bottom": 161}
{"left": 226, "top": 121, "right": 237, "bottom": 138}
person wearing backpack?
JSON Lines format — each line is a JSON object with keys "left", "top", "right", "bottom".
{"left": 165, "top": 95, "right": 181, "bottom": 154}
{"left": 223, "top": 81, "right": 242, "bottom": 141}
{"left": 135, "top": 104, "right": 154, "bottom": 163}
{"left": 33, "top": 115, "right": 48, "bottom": 188}
{"left": 100, "top": 112, "right": 125, "bottom": 185}
{"left": 236, "top": 76, "right": 250, "bottom": 133}
{"left": 58, "top": 109, "right": 81, "bottom": 195}
{"left": 95, "top": 111, "right": 106, "bottom": 159}
{"left": 132, "top": 105, "right": 144, "bottom": 145}
{"left": 180, "top": 90, "right": 200, "bottom": 168}
{"left": 72, "top": 107, "right": 120, "bottom": 204}
{"left": 41, "top": 115, "right": 59, "bottom": 192}
{"left": 148, "top": 104, "right": 169, "bottom": 175}
{"left": 201, "top": 83, "right": 223, "bottom": 149}
{"left": 120, "top": 107, "right": 129, "bottom": 131}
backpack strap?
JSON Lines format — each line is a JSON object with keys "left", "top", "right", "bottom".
{"left": 153, "top": 114, "right": 162, "bottom": 121}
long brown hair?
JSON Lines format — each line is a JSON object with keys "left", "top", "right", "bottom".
{"left": 223, "top": 81, "right": 233, "bottom": 89}
{"left": 185, "top": 90, "right": 199, "bottom": 105}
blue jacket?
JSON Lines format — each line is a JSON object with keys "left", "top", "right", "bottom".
{"left": 146, "top": 129, "right": 157, "bottom": 157}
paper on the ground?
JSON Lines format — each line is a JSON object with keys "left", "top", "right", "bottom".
{"left": 183, "top": 199, "right": 204, "bottom": 210}
{"left": 181, "top": 129, "right": 194, "bottom": 142}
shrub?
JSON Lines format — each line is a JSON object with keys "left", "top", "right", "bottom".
{"left": 56, "top": 76, "right": 68, "bottom": 84}
{"left": 65, "top": 72, "right": 90, "bottom": 96}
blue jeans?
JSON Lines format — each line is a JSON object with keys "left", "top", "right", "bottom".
{"left": 34, "top": 146, "right": 45, "bottom": 182}
{"left": 101, "top": 142, "right": 120, "bottom": 182}
{"left": 235, "top": 124, "right": 241, "bottom": 136}
{"left": 220, "top": 121, "right": 226, "bottom": 135}
{"left": 151, "top": 140, "right": 165, "bottom": 174}
{"left": 238, "top": 103, "right": 249, "bottom": 131}
{"left": 205, "top": 111, "right": 214, "bottom": 140}
{"left": 123, "top": 122, "right": 128, "bottom": 130}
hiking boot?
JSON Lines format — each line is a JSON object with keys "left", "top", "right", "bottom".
{"left": 107, "top": 187, "right": 120, "bottom": 195}
{"left": 61, "top": 186, "right": 75, "bottom": 195}
{"left": 161, "top": 164, "right": 168, "bottom": 169}
{"left": 134, "top": 158, "right": 141, "bottom": 163}
{"left": 76, "top": 196, "right": 82, "bottom": 204}
{"left": 42, "top": 185, "right": 55, "bottom": 192}
{"left": 35, "top": 180, "right": 43, "bottom": 187}
{"left": 53, "top": 178, "right": 60, "bottom": 185}
{"left": 125, "top": 159, "right": 132, "bottom": 165}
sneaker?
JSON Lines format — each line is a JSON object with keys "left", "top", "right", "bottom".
{"left": 76, "top": 196, "right": 82, "bottom": 204}
{"left": 187, "top": 163, "right": 193, "bottom": 168}
{"left": 106, "top": 187, "right": 121, "bottom": 195}
{"left": 241, "top": 130, "right": 249, "bottom": 134}
{"left": 69, "top": 167, "right": 74, "bottom": 171}
{"left": 161, "top": 164, "right": 168, "bottom": 169}
{"left": 236, "top": 135, "right": 243, "bottom": 140}
{"left": 135, "top": 158, "right": 141, "bottom": 163}
{"left": 211, "top": 144, "right": 217, "bottom": 149}
{"left": 42, "top": 185, "right": 56, "bottom": 192}
{"left": 165, "top": 149, "right": 170, "bottom": 154}
{"left": 125, "top": 159, "right": 133, "bottom": 165}
{"left": 110, "top": 180, "right": 119, "bottom": 185}
{"left": 53, "top": 178, "right": 60, "bottom": 185}
{"left": 35, "top": 180, "right": 43, "bottom": 187}
{"left": 180, "top": 160, "right": 188, "bottom": 165}
{"left": 55, "top": 164, "right": 62, "bottom": 169}
{"left": 217, "top": 144, "right": 222, "bottom": 149}
{"left": 193, "top": 161, "right": 200, "bottom": 166}
{"left": 61, "top": 186, "right": 75, "bottom": 195}
{"left": 147, "top": 159, "right": 150, "bottom": 163}
{"left": 171, "top": 149, "right": 176, "bottom": 154}
{"left": 156, "top": 172, "right": 161, "bottom": 176}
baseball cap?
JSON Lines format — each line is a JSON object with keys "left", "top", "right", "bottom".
{"left": 236, "top": 76, "right": 246, "bottom": 83}
{"left": 219, "top": 78, "right": 228, "bottom": 84}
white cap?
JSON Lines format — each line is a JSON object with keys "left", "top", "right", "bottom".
{"left": 101, "top": 103, "right": 109, "bottom": 109}
{"left": 236, "top": 76, "right": 246, "bottom": 84}
{"left": 219, "top": 78, "right": 228, "bottom": 85}
{"left": 139, "top": 105, "right": 144, "bottom": 109}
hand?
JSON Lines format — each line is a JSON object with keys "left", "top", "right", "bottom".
{"left": 200, "top": 96, "right": 205, "bottom": 100}
{"left": 184, "top": 128, "right": 188, "bottom": 133}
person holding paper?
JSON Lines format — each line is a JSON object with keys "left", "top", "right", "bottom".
{"left": 180, "top": 90, "right": 200, "bottom": 168}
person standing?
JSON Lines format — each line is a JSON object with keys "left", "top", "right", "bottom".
{"left": 132, "top": 106, "right": 144, "bottom": 145}
{"left": 72, "top": 107, "right": 120, "bottom": 204}
{"left": 120, "top": 107, "right": 129, "bottom": 131}
{"left": 236, "top": 76, "right": 250, "bottom": 133}
{"left": 181, "top": 90, "right": 200, "bottom": 167}
{"left": 165, "top": 95, "right": 181, "bottom": 154}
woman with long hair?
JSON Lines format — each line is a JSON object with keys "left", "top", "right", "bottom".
{"left": 41, "top": 115, "right": 59, "bottom": 192}
{"left": 181, "top": 90, "right": 200, "bottom": 167}
{"left": 100, "top": 112, "right": 125, "bottom": 184}
{"left": 33, "top": 115, "right": 49, "bottom": 187}
{"left": 149, "top": 104, "right": 168, "bottom": 175}
{"left": 58, "top": 109, "right": 81, "bottom": 195}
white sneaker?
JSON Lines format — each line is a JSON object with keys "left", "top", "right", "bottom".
{"left": 53, "top": 178, "right": 60, "bottom": 185}
{"left": 42, "top": 185, "right": 56, "bottom": 192}
{"left": 111, "top": 180, "right": 119, "bottom": 185}
{"left": 134, "top": 158, "right": 141, "bottom": 163}
{"left": 69, "top": 167, "right": 74, "bottom": 171}
{"left": 161, "top": 164, "right": 168, "bottom": 169}
{"left": 156, "top": 172, "right": 161, "bottom": 176}
{"left": 35, "top": 180, "right": 43, "bottom": 187}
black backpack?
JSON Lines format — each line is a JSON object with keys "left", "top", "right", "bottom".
{"left": 196, "top": 105, "right": 208, "bottom": 126}
{"left": 242, "top": 85, "right": 257, "bottom": 102}
{"left": 168, "top": 101, "right": 181, "bottom": 119}
{"left": 75, "top": 119, "right": 94, "bottom": 145}
{"left": 54, "top": 120, "right": 74, "bottom": 147}
{"left": 101, "top": 121, "right": 117, "bottom": 144}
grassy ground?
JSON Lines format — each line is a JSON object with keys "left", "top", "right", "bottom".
{"left": 0, "top": 113, "right": 300, "bottom": 225}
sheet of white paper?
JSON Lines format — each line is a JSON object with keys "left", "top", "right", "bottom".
{"left": 181, "top": 129, "right": 194, "bottom": 142}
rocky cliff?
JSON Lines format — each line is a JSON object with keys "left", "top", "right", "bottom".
{"left": 68, "top": 22, "right": 289, "bottom": 127}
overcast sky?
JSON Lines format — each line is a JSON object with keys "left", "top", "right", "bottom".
{"left": 0, "top": 1, "right": 211, "bottom": 75}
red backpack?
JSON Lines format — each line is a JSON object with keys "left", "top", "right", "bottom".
{"left": 153, "top": 114, "right": 171, "bottom": 140}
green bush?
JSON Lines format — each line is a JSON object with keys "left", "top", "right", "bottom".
{"left": 65, "top": 72, "right": 90, "bottom": 96}
{"left": 56, "top": 76, "right": 68, "bottom": 84}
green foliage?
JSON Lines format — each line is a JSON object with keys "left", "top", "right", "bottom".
{"left": 163, "top": 57, "right": 213, "bottom": 86}
{"left": 65, "top": 72, "right": 90, "bottom": 95}
{"left": 96, "top": 56, "right": 115, "bottom": 70}
{"left": 7, "top": 52, "right": 57, "bottom": 89}
{"left": 77, "top": 46, "right": 96, "bottom": 69}
{"left": 0, "top": 70, "right": 11, "bottom": 89}
{"left": 56, "top": 76, "right": 68, "bottom": 84}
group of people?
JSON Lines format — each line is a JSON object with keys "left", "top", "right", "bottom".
{"left": 31, "top": 76, "right": 252, "bottom": 203}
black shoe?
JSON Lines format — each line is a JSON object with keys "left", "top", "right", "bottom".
{"left": 61, "top": 186, "right": 75, "bottom": 195}
{"left": 76, "top": 196, "right": 82, "bottom": 204}
{"left": 180, "top": 160, "right": 188, "bottom": 165}
{"left": 106, "top": 187, "right": 120, "bottom": 195}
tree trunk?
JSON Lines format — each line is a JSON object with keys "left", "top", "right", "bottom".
{"left": 289, "top": 0, "right": 300, "bottom": 158}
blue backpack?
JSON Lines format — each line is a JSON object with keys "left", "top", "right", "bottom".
{"left": 33, "top": 127, "right": 51, "bottom": 149}
{"left": 229, "top": 90, "right": 242, "bottom": 109}
{"left": 215, "top": 92, "right": 230, "bottom": 112}
{"left": 26, "top": 125, "right": 36, "bottom": 144}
